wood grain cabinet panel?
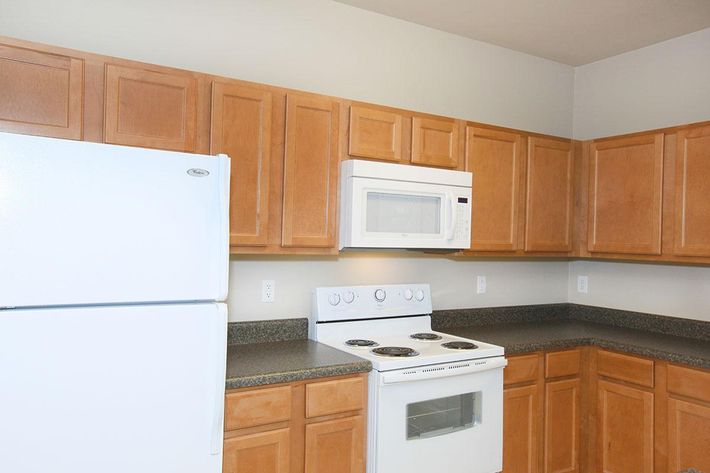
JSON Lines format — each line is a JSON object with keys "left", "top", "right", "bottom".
{"left": 544, "top": 379, "right": 580, "bottom": 473}
{"left": 211, "top": 83, "right": 273, "bottom": 246}
{"left": 348, "top": 106, "right": 403, "bottom": 162}
{"left": 588, "top": 133, "right": 664, "bottom": 255}
{"left": 104, "top": 64, "right": 198, "bottom": 152}
{"left": 282, "top": 94, "right": 339, "bottom": 248}
{"left": 224, "top": 385, "right": 291, "bottom": 431}
{"left": 667, "top": 398, "right": 710, "bottom": 473}
{"left": 223, "top": 428, "right": 290, "bottom": 473}
{"left": 466, "top": 127, "right": 524, "bottom": 251}
{"left": 674, "top": 124, "right": 710, "bottom": 257}
{"left": 304, "top": 415, "right": 365, "bottom": 473}
{"left": 596, "top": 349, "right": 654, "bottom": 388}
{"left": 503, "top": 384, "right": 541, "bottom": 473}
{"left": 545, "top": 349, "right": 581, "bottom": 379}
{"left": 306, "top": 377, "right": 365, "bottom": 418}
{"left": 411, "top": 116, "right": 460, "bottom": 168}
{"left": 597, "top": 380, "right": 654, "bottom": 473}
{"left": 505, "top": 353, "right": 541, "bottom": 386}
{"left": 525, "top": 138, "right": 574, "bottom": 252}
{"left": 0, "top": 43, "right": 83, "bottom": 139}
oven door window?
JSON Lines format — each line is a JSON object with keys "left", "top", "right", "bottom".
{"left": 365, "top": 192, "right": 441, "bottom": 234}
{"left": 406, "top": 392, "right": 481, "bottom": 440}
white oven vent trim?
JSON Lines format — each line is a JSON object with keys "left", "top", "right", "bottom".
{"left": 380, "top": 356, "right": 507, "bottom": 383}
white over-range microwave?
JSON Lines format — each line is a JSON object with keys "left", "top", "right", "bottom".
{"left": 339, "top": 159, "right": 472, "bottom": 250}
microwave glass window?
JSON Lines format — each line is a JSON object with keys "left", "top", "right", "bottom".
{"left": 366, "top": 192, "right": 440, "bottom": 234}
{"left": 406, "top": 392, "right": 481, "bottom": 440}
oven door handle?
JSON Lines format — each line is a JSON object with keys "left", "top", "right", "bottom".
{"left": 380, "top": 356, "right": 508, "bottom": 384}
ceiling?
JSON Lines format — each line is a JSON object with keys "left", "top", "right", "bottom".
{"left": 333, "top": 0, "right": 710, "bottom": 65}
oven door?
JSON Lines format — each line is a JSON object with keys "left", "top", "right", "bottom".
{"left": 343, "top": 176, "right": 471, "bottom": 249}
{"left": 369, "top": 358, "right": 505, "bottom": 473}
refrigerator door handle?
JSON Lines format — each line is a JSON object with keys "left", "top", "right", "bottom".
{"left": 209, "top": 304, "right": 228, "bottom": 455}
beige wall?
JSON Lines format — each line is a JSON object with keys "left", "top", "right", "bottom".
{"left": 229, "top": 255, "right": 569, "bottom": 321}
{"left": 0, "top": 0, "right": 574, "bottom": 137}
{"left": 573, "top": 27, "right": 710, "bottom": 140}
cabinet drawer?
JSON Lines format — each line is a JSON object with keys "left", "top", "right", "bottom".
{"left": 546, "top": 349, "right": 581, "bottom": 379}
{"left": 225, "top": 385, "right": 291, "bottom": 431}
{"left": 504, "top": 353, "right": 540, "bottom": 385}
{"left": 597, "top": 349, "right": 654, "bottom": 388}
{"left": 306, "top": 377, "right": 365, "bottom": 418}
{"left": 667, "top": 364, "right": 710, "bottom": 403}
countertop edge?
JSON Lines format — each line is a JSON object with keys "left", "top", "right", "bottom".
{"left": 225, "top": 361, "right": 372, "bottom": 390}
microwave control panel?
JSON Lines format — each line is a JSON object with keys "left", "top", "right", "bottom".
{"left": 455, "top": 197, "right": 471, "bottom": 240}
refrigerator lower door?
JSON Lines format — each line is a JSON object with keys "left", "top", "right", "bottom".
{"left": 0, "top": 303, "right": 227, "bottom": 473}
{"left": 0, "top": 132, "right": 230, "bottom": 308}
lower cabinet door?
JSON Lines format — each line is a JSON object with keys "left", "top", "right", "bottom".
{"left": 223, "top": 428, "right": 290, "bottom": 473}
{"left": 503, "top": 384, "right": 541, "bottom": 473}
{"left": 597, "top": 380, "right": 654, "bottom": 473}
{"left": 304, "top": 415, "right": 365, "bottom": 473}
{"left": 544, "top": 379, "right": 580, "bottom": 473}
{"left": 667, "top": 398, "right": 710, "bottom": 473}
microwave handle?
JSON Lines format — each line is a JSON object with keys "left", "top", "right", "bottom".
{"left": 445, "top": 193, "right": 456, "bottom": 240}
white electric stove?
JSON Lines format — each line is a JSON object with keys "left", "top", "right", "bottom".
{"left": 312, "top": 284, "right": 507, "bottom": 473}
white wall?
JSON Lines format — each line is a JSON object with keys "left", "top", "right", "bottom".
{"left": 0, "top": 0, "right": 574, "bottom": 137}
{"left": 573, "top": 28, "right": 710, "bottom": 140}
{"left": 229, "top": 255, "right": 569, "bottom": 321}
{"left": 568, "top": 261, "right": 710, "bottom": 322}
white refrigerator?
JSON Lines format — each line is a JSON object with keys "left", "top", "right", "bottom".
{"left": 0, "top": 132, "right": 231, "bottom": 473}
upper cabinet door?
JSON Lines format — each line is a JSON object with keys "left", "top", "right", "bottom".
{"left": 211, "top": 82, "right": 273, "bottom": 247}
{"left": 588, "top": 133, "right": 664, "bottom": 255}
{"left": 411, "top": 117, "right": 460, "bottom": 168}
{"left": 466, "top": 127, "right": 524, "bottom": 251}
{"left": 348, "top": 106, "right": 403, "bottom": 162}
{"left": 674, "top": 124, "right": 710, "bottom": 257}
{"left": 525, "top": 138, "right": 574, "bottom": 252}
{"left": 282, "top": 94, "right": 339, "bottom": 248}
{"left": 104, "top": 64, "right": 198, "bottom": 152}
{"left": 0, "top": 43, "right": 83, "bottom": 140}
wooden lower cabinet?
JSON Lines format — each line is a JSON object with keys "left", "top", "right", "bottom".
{"left": 667, "top": 398, "right": 710, "bottom": 472}
{"left": 223, "top": 374, "right": 366, "bottom": 473}
{"left": 544, "top": 378, "right": 580, "bottom": 473}
{"left": 305, "top": 415, "right": 365, "bottom": 473}
{"left": 596, "top": 379, "right": 654, "bottom": 473}
{"left": 504, "top": 383, "right": 541, "bottom": 473}
{"left": 224, "top": 428, "right": 290, "bottom": 473}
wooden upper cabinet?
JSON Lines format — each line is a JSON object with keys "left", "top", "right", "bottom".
{"left": 104, "top": 64, "right": 198, "bottom": 152}
{"left": 466, "top": 127, "right": 524, "bottom": 251}
{"left": 282, "top": 94, "right": 339, "bottom": 248}
{"left": 674, "top": 124, "right": 710, "bottom": 257}
{"left": 411, "top": 116, "right": 460, "bottom": 168}
{"left": 211, "top": 82, "right": 273, "bottom": 247}
{"left": 0, "top": 43, "right": 83, "bottom": 140}
{"left": 525, "top": 138, "right": 574, "bottom": 252}
{"left": 597, "top": 380, "right": 654, "bottom": 473}
{"left": 348, "top": 106, "right": 403, "bottom": 162}
{"left": 588, "top": 133, "right": 664, "bottom": 255}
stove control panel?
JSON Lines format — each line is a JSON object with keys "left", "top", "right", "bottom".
{"left": 313, "top": 284, "right": 432, "bottom": 322}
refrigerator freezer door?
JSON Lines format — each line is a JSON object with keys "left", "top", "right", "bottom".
{"left": 0, "top": 302, "right": 227, "bottom": 473}
{"left": 0, "top": 132, "right": 229, "bottom": 308}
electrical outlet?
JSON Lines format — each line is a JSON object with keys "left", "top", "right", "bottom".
{"left": 261, "top": 280, "right": 275, "bottom": 303}
{"left": 577, "top": 275, "right": 589, "bottom": 294}
{"left": 477, "top": 275, "right": 487, "bottom": 294}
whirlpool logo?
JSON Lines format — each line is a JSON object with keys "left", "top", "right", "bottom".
{"left": 187, "top": 168, "right": 210, "bottom": 177}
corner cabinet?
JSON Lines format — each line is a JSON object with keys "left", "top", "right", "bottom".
{"left": 282, "top": 94, "right": 340, "bottom": 248}
{"left": 223, "top": 374, "right": 367, "bottom": 473}
{"left": 587, "top": 133, "right": 664, "bottom": 255}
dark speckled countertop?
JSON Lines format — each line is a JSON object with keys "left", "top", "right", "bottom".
{"left": 225, "top": 320, "right": 371, "bottom": 389}
{"left": 434, "top": 304, "right": 710, "bottom": 370}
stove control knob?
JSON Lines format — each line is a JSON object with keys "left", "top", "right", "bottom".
{"left": 415, "top": 289, "right": 425, "bottom": 302}
{"left": 374, "top": 288, "right": 386, "bottom": 302}
{"left": 343, "top": 291, "right": 355, "bottom": 304}
{"left": 403, "top": 289, "right": 413, "bottom": 301}
{"left": 328, "top": 293, "right": 341, "bottom": 306}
